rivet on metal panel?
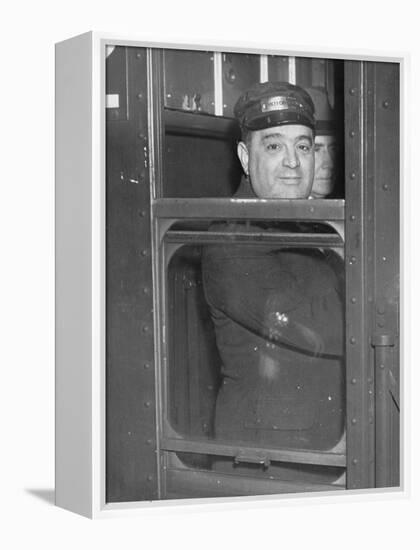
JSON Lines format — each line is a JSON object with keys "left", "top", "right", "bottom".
{"left": 350, "top": 215, "right": 356, "bottom": 221}
{"left": 140, "top": 249, "right": 149, "bottom": 257}
{"left": 351, "top": 297, "right": 357, "bottom": 304}
{"left": 349, "top": 130, "right": 356, "bottom": 138}
{"left": 352, "top": 458, "right": 358, "bottom": 465}
{"left": 147, "top": 475, "right": 153, "bottom": 482}
{"left": 139, "top": 210, "right": 147, "bottom": 217}
{"left": 377, "top": 320, "right": 386, "bottom": 328}
{"left": 382, "top": 100, "right": 390, "bottom": 109}
{"left": 351, "top": 378, "right": 357, "bottom": 385}
{"left": 350, "top": 172, "right": 356, "bottom": 180}
{"left": 368, "top": 377, "right": 373, "bottom": 384}
{"left": 382, "top": 256, "right": 387, "bottom": 262}
{"left": 137, "top": 93, "right": 143, "bottom": 100}
{"left": 142, "top": 325, "right": 150, "bottom": 333}
{"left": 146, "top": 439, "right": 153, "bottom": 445}
{"left": 349, "top": 256, "right": 356, "bottom": 265}
{"left": 377, "top": 304, "right": 386, "bottom": 315}
{"left": 382, "top": 184, "right": 389, "bottom": 191}
{"left": 351, "top": 418, "right": 357, "bottom": 425}
{"left": 143, "top": 287, "right": 150, "bottom": 295}
{"left": 144, "top": 362, "right": 151, "bottom": 369}
{"left": 349, "top": 87, "right": 357, "bottom": 95}
{"left": 309, "top": 206, "right": 315, "bottom": 213}
{"left": 137, "top": 132, "right": 145, "bottom": 139}
{"left": 379, "top": 363, "right": 385, "bottom": 370}
{"left": 166, "top": 93, "right": 172, "bottom": 99}
{"left": 144, "top": 401, "right": 151, "bottom": 408}
{"left": 136, "top": 52, "right": 142, "bottom": 59}
{"left": 350, "top": 337, "right": 356, "bottom": 345}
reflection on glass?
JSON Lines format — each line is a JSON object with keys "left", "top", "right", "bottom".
{"left": 167, "top": 245, "right": 220, "bottom": 440}
{"left": 221, "top": 53, "right": 260, "bottom": 118}
{"left": 167, "top": 227, "right": 345, "bottom": 454}
{"left": 164, "top": 50, "right": 215, "bottom": 114}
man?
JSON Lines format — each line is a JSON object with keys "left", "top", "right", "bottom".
{"left": 306, "top": 86, "right": 344, "bottom": 253}
{"left": 306, "top": 86, "right": 338, "bottom": 199}
{"left": 202, "top": 82, "right": 345, "bottom": 454}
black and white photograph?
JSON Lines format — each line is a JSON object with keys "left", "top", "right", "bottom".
{"left": 101, "top": 45, "right": 399, "bottom": 503}
{"left": 3, "top": 0, "right": 419, "bottom": 547}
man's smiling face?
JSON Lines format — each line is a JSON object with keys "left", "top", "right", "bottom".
{"left": 238, "top": 124, "right": 315, "bottom": 199}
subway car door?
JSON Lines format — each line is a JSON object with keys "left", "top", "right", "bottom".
{"left": 105, "top": 46, "right": 399, "bottom": 502}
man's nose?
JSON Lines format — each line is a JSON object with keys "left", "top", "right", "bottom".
{"left": 321, "top": 150, "right": 333, "bottom": 168}
{"left": 283, "top": 146, "right": 300, "bottom": 168}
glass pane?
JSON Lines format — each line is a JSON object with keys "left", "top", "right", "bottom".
{"left": 165, "top": 225, "right": 345, "bottom": 452}
{"left": 295, "top": 57, "right": 314, "bottom": 88}
{"left": 164, "top": 49, "right": 215, "bottom": 114}
{"left": 222, "top": 53, "right": 260, "bottom": 117}
{"left": 163, "top": 133, "right": 241, "bottom": 198}
{"left": 268, "top": 55, "right": 289, "bottom": 82}
{"left": 167, "top": 245, "right": 220, "bottom": 440}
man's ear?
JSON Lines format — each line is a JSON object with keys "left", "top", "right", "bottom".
{"left": 237, "top": 141, "right": 249, "bottom": 176}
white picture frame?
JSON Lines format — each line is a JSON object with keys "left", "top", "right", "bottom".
{"left": 55, "top": 31, "right": 405, "bottom": 518}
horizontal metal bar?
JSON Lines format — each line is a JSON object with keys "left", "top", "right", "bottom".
{"left": 161, "top": 437, "right": 346, "bottom": 467}
{"left": 153, "top": 198, "right": 345, "bottom": 221}
{"left": 165, "top": 230, "right": 343, "bottom": 247}
{"left": 165, "top": 468, "right": 345, "bottom": 499}
{"left": 164, "top": 108, "right": 238, "bottom": 139}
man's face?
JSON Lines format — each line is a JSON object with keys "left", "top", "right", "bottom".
{"left": 311, "top": 134, "right": 337, "bottom": 198}
{"left": 238, "top": 125, "right": 314, "bottom": 199}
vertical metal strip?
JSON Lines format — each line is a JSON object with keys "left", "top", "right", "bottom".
{"left": 372, "top": 335, "right": 395, "bottom": 487}
{"left": 344, "top": 61, "right": 375, "bottom": 489}
{"left": 106, "top": 46, "right": 158, "bottom": 502}
{"left": 214, "top": 52, "right": 223, "bottom": 116}
{"left": 288, "top": 57, "right": 296, "bottom": 84}
{"left": 326, "top": 60, "right": 336, "bottom": 109}
{"left": 147, "top": 48, "right": 163, "bottom": 498}
{"left": 260, "top": 55, "right": 268, "bottom": 83}
{"left": 372, "top": 61, "right": 400, "bottom": 487}
{"left": 148, "top": 49, "right": 165, "bottom": 200}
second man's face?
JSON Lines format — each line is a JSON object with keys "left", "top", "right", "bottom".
{"left": 311, "top": 135, "right": 337, "bottom": 199}
{"left": 238, "top": 125, "right": 314, "bottom": 199}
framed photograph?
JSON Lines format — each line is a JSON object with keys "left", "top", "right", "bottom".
{"left": 55, "top": 32, "right": 402, "bottom": 517}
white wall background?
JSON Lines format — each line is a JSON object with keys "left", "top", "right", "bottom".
{"left": 1, "top": 0, "right": 418, "bottom": 547}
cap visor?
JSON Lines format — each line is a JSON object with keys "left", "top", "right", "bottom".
{"left": 245, "top": 110, "right": 315, "bottom": 131}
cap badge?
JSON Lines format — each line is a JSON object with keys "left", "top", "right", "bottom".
{"left": 261, "top": 96, "right": 290, "bottom": 113}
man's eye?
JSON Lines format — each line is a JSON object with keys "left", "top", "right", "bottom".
{"left": 266, "top": 142, "right": 281, "bottom": 151}
{"left": 314, "top": 144, "right": 322, "bottom": 152}
{"left": 298, "top": 144, "right": 312, "bottom": 153}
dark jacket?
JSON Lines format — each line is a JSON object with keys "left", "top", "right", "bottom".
{"left": 201, "top": 181, "right": 345, "bottom": 450}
